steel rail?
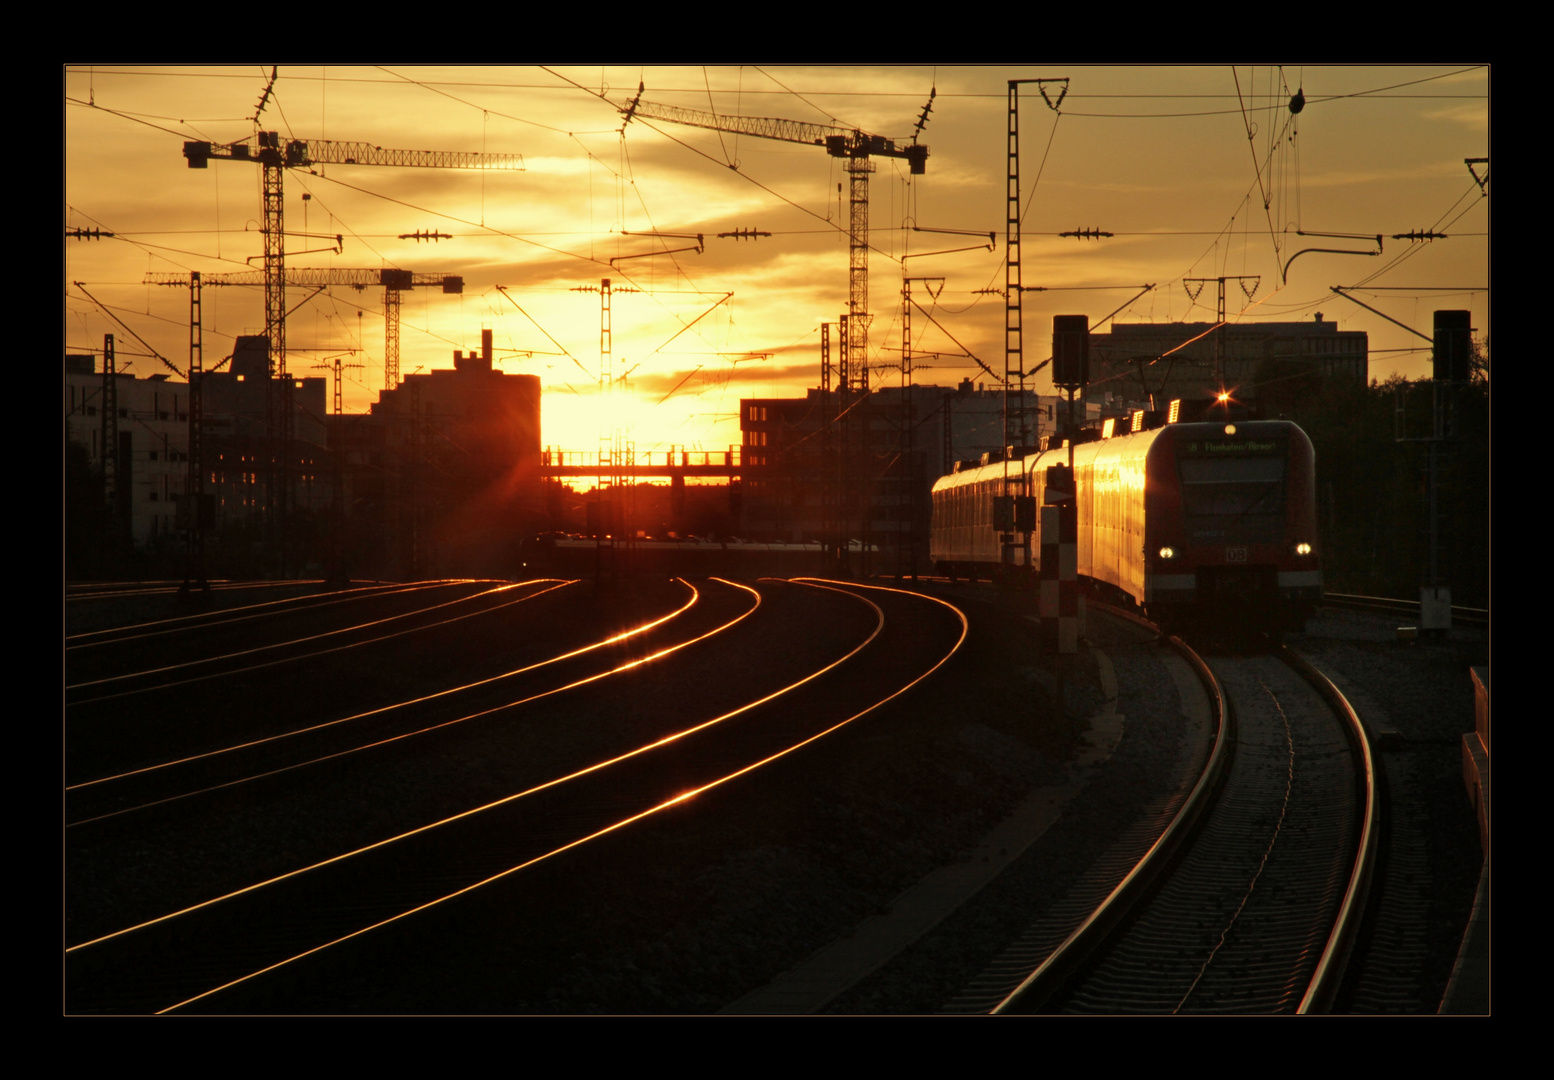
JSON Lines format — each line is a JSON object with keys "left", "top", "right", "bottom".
{"left": 66, "top": 581, "right": 592, "bottom": 802}
{"left": 70, "top": 579, "right": 965, "bottom": 1014}
{"left": 1323, "top": 592, "right": 1487, "bottom": 626}
{"left": 65, "top": 583, "right": 529, "bottom": 699}
{"left": 994, "top": 601, "right": 1376, "bottom": 1014}
{"left": 1285, "top": 644, "right": 1379, "bottom": 1014}
{"left": 67, "top": 579, "right": 773, "bottom": 954}
{"left": 66, "top": 581, "right": 465, "bottom": 648}
{"left": 66, "top": 579, "right": 322, "bottom": 602}
{"left": 992, "top": 602, "right": 1231, "bottom": 1014}
{"left": 89, "top": 580, "right": 908, "bottom": 1012}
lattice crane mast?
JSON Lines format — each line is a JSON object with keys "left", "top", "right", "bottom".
{"left": 146, "top": 268, "right": 465, "bottom": 391}
{"left": 183, "top": 134, "right": 520, "bottom": 388}
{"left": 619, "top": 88, "right": 928, "bottom": 395}
{"left": 182, "top": 132, "right": 521, "bottom": 569}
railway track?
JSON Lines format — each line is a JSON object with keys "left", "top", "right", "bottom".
{"left": 65, "top": 576, "right": 968, "bottom": 1013}
{"left": 65, "top": 580, "right": 520, "bottom": 700}
{"left": 986, "top": 605, "right": 1377, "bottom": 1014}
{"left": 63, "top": 579, "right": 686, "bottom": 825}
{"left": 64, "top": 578, "right": 416, "bottom": 636}
{"left": 1323, "top": 592, "right": 1487, "bottom": 628}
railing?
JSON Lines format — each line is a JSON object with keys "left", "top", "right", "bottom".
{"left": 540, "top": 447, "right": 743, "bottom": 470}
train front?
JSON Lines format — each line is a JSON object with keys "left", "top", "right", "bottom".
{"left": 1146, "top": 420, "right": 1321, "bottom": 630}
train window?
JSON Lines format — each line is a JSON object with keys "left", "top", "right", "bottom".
{"left": 1179, "top": 457, "right": 1285, "bottom": 517}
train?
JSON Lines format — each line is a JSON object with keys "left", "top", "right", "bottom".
{"left": 930, "top": 415, "right": 1322, "bottom": 631}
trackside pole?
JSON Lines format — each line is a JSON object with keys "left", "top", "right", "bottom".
{"left": 1040, "top": 463, "right": 1079, "bottom": 720}
{"left": 1039, "top": 478, "right": 1079, "bottom": 654}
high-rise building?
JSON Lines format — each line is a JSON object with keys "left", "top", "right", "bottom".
{"left": 1087, "top": 314, "right": 1367, "bottom": 405}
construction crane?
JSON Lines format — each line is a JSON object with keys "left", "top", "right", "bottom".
{"left": 619, "top": 87, "right": 928, "bottom": 396}
{"left": 145, "top": 268, "right": 465, "bottom": 391}
{"left": 181, "top": 131, "right": 521, "bottom": 571}
{"left": 182, "top": 134, "right": 518, "bottom": 389}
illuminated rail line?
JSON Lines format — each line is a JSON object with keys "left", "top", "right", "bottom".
{"left": 65, "top": 578, "right": 967, "bottom": 1014}
{"left": 67, "top": 579, "right": 322, "bottom": 602}
{"left": 1323, "top": 592, "right": 1487, "bottom": 628}
{"left": 65, "top": 581, "right": 552, "bottom": 700}
{"left": 66, "top": 580, "right": 458, "bottom": 650}
{"left": 989, "top": 604, "right": 1375, "bottom": 1015}
{"left": 64, "top": 578, "right": 703, "bottom": 824}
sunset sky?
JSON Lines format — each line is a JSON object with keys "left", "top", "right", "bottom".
{"left": 64, "top": 65, "right": 1488, "bottom": 455}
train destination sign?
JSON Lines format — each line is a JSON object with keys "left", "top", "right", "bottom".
{"left": 1180, "top": 439, "right": 1282, "bottom": 456}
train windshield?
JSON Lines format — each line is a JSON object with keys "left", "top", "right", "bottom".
{"left": 1178, "top": 456, "right": 1286, "bottom": 517}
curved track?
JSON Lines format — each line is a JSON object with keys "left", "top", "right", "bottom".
{"left": 993, "top": 606, "right": 1376, "bottom": 1014}
{"left": 65, "top": 576, "right": 968, "bottom": 1014}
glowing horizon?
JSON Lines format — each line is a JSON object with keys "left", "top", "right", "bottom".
{"left": 66, "top": 65, "right": 1489, "bottom": 453}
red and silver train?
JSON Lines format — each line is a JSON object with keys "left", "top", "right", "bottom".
{"left": 930, "top": 418, "right": 1322, "bottom": 630}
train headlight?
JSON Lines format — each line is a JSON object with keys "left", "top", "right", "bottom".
{"left": 1295, "top": 542, "right": 1313, "bottom": 556}
{"left": 1159, "top": 546, "right": 1176, "bottom": 560}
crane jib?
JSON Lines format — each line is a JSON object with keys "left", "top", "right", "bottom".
{"left": 622, "top": 99, "right": 927, "bottom": 175}
{"left": 183, "top": 138, "right": 524, "bottom": 172}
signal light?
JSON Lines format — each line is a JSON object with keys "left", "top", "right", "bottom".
{"left": 1159, "top": 546, "right": 1176, "bottom": 560}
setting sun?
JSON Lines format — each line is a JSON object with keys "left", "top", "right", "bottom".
{"left": 68, "top": 65, "right": 1487, "bottom": 458}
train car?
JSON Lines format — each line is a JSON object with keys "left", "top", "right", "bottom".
{"left": 931, "top": 418, "right": 1321, "bottom": 630}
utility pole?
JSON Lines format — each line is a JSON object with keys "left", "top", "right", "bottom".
{"left": 316, "top": 341, "right": 363, "bottom": 589}
{"left": 900, "top": 277, "right": 943, "bottom": 581}
{"left": 838, "top": 313, "right": 855, "bottom": 576}
{"left": 99, "top": 334, "right": 124, "bottom": 554}
{"left": 1413, "top": 310, "right": 1472, "bottom": 635}
{"left": 573, "top": 278, "right": 640, "bottom": 581}
{"left": 180, "top": 273, "right": 210, "bottom": 596}
{"left": 1183, "top": 275, "right": 1260, "bottom": 393}
{"left": 820, "top": 321, "right": 838, "bottom": 573}
{"left": 1003, "top": 78, "right": 1067, "bottom": 582}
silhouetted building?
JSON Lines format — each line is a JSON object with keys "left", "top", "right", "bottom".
{"left": 738, "top": 382, "right": 1092, "bottom": 573}
{"left": 339, "top": 329, "right": 543, "bottom": 578}
{"left": 1088, "top": 314, "right": 1367, "bottom": 404}
{"left": 64, "top": 338, "right": 329, "bottom": 555}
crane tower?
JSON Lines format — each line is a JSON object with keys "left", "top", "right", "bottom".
{"left": 146, "top": 268, "right": 465, "bottom": 391}
{"left": 181, "top": 132, "right": 522, "bottom": 571}
{"left": 619, "top": 89, "right": 927, "bottom": 395}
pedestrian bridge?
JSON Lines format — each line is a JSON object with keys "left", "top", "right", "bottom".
{"left": 538, "top": 447, "right": 744, "bottom": 479}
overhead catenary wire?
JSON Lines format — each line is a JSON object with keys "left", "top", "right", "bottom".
{"left": 67, "top": 65, "right": 1487, "bottom": 427}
